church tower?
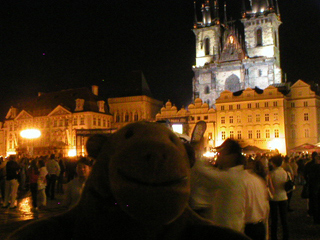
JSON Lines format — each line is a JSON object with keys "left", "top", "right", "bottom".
{"left": 192, "top": 0, "right": 282, "bottom": 107}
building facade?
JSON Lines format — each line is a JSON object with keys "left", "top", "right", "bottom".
{"left": 1, "top": 85, "right": 163, "bottom": 157}
{"left": 192, "top": 0, "right": 281, "bottom": 107}
{"left": 157, "top": 80, "right": 320, "bottom": 155}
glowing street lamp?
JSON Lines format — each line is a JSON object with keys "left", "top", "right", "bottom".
{"left": 20, "top": 129, "right": 41, "bottom": 156}
{"left": 20, "top": 129, "right": 41, "bottom": 139}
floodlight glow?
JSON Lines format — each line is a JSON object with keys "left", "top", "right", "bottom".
{"left": 172, "top": 124, "right": 183, "bottom": 134}
{"left": 68, "top": 149, "right": 77, "bottom": 157}
{"left": 20, "top": 129, "right": 41, "bottom": 139}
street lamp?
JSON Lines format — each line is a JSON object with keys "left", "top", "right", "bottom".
{"left": 20, "top": 129, "right": 41, "bottom": 157}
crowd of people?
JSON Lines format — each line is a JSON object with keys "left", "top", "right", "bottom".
{"left": 0, "top": 139, "right": 320, "bottom": 240}
{"left": 190, "top": 139, "right": 320, "bottom": 240}
{"left": 0, "top": 154, "right": 92, "bottom": 212}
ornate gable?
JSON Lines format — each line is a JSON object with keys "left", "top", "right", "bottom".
{"left": 219, "top": 34, "right": 245, "bottom": 62}
{"left": 15, "top": 110, "right": 33, "bottom": 120}
{"left": 48, "top": 105, "right": 71, "bottom": 117}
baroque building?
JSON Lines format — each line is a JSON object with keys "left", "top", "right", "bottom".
{"left": 157, "top": 80, "right": 320, "bottom": 155}
{"left": 193, "top": 0, "right": 282, "bottom": 107}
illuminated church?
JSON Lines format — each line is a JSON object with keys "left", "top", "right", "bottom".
{"left": 192, "top": 0, "right": 282, "bottom": 106}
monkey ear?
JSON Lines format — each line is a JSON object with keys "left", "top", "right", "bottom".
{"left": 183, "top": 142, "right": 196, "bottom": 168}
{"left": 86, "top": 134, "right": 110, "bottom": 160}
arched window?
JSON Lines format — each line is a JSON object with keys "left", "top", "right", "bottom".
{"left": 205, "top": 38, "right": 210, "bottom": 55}
{"left": 204, "top": 85, "right": 210, "bottom": 94}
{"left": 256, "top": 28, "right": 262, "bottom": 46}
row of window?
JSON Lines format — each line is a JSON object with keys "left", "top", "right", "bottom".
{"left": 221, "top": 101, "right": 278, "bottom": 110}
{"left": 8, "top": 116, "right": 111, "bottom": 131}
{"left": 221, "top": 129, "right": 280, "bottom": 140}
{"left": 290, "top": 101, "right": 308, "bottom": 107}
{"left": 115, "top": 113, "right": 139, "bottom": 123}
{"left": 221, "top": 113, "right": 279, "bottom": 124}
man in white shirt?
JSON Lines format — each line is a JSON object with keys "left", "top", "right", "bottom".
{"left": 193, "top": 139, "right": 269, "bottom": 239}
{"left": 45, "top": 154, "right": 60, "bottom": 200}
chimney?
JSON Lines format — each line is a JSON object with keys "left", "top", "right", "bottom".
{"left": 92, "top": 85, "right": 98, "bottom": 96}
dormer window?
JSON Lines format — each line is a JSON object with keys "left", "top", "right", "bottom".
{"left": 97, "top": 100, "right": 105, "bottom": 113}
{"left": 75, "top": 99, "right": 84, "bottom": 111}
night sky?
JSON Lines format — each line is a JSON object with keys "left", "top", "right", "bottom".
{"left": 1, "top": 0, "right": 320, "bottom": 120}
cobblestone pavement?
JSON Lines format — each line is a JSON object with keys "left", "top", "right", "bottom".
{"left": 0, "top": 185, "right": 319, "bottom": 239}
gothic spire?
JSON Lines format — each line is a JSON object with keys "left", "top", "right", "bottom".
{"left": 223, "top": 1, "right": 227, "bottom": 26}
{"left": 193, "top": 1, "right": 198, "bottom": 28}
{"left": 213, "top": 0, "right": 220, "bottom": 24}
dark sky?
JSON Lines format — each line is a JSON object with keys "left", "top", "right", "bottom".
{"left": 1, "top": 0, "right": 320, "bottom": 120}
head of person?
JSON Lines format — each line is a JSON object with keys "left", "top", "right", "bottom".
{"left": 50, "top": 154, "right": 56, "bottom": 160}
{"left": 311, "top": 151, "right": 318, "bottom": 162}
{"left": 215, "top": 138, "right": 245, "bottom": 169}
{"left": 38, "top": 160, "right": 45, "bottom": 168}
{"left": 270, "top": 155, "right": 283, "bottom": 168}
{"left": 76, "top": 158, "right": 92, "bottom": 179}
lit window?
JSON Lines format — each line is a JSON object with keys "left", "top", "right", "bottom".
{"left": 273, "top": 101, "right": 278, "bottom": 107}
{"left": 80, "top": 117, "right": 84, "bottom": 125}
{"left": 304, "top": 113, "right": 309, "bottom": 121}
{"left": 221, "top": 117, "right": 225, "bottom": 124}
{"left": 103, "top": 119, "right": 106, "bottom": 127}
{"left": 229, "top": 116, "right": 234, "bottom": 124}
{"left": 73, "top": 118, "right": 78, "bottom": 125}
{"left": 265, "top": 102, "right": 268, "bottom": 107}
{"left": 265, "top": 114, "right": 269, "bottom": 121}
{"left": 230, "top": 131, "right": 234, "bottom": 139}
{"left": 256, "top": 103, "right": 259, "bottom": 108}
{"left": 237, "top": 131, "right": 242, "bottom": 139}
{"left": 222, "top": 131, "right": 226, "bottom": 140}
{"left": 304, "top": 101, "right": 308, "bottom": 107}
{"left": 248, "top": 130, "right": 253, "bottom": 139}
{"left": 274, "top": 113, "right": 279, "bottom": 121}
{"left": 221, "top": 106, "right": 225, "bottom": 111}
{"left": 93, "top": 118, "right": 96, "bottom": 125}
{"left": 248, "top": 103, "right": 251, "bottom": 108}
{"left": 98, "top": 118, "right": 101, "bottom": 126}
{"left": 256, "top": 114, "right": 260, "bottom": 122}
{"left": 229, "top": 105, "right": 233, "bottom": 110}
{"left": 248, "top": 115, "right": 252, "bottom": 122}
{"left": 266, "top": 129, "right": 270, "bottom": 138}
{"left": 256, "top": 130, "right": 261, "bottom": 139}
{"left": 237, "top": 104, "right": 241, "bottom": 109}
{"left": 275, "top": 129, "right": 279, "bottom": 138}
{"left": 204, "top": 115, "right": 208, "bottom": 120}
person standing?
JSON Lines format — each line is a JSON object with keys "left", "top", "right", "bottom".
{"left": 2, "top": 155, "right": 20, "bottom": 209}
{"left": 37, "top": 159, "right": 48, "bottom": 208}
{"left": 304, "top": 152, "right": 317, "bottom": 216}
{"left": 64, "top": 158, "right": 92, "bottom": 209}
{"left": 269, "top": 155, "right": 289, "bottom": 240}
{"left": 193, "top": 139, "right": 269, "bottom": 239}
{"left": 45, "top": 154, "right": 60, "bottom": 200}
{"left": 28, "top": 159, "right": 39, "bottom": 211}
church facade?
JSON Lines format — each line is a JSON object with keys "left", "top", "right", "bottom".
{"left": 193, "top": 0, "right": 282, "bottom": 107}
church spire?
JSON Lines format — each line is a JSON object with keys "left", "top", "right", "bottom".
{"left": 205, "top": 0, "right": 212, "bottom": 26}
{"left": 275, "top": 0, "right": 280, "bottom": 17}
{"left": 223, "top": 1, "right": 227, "bottom": 26}
{"left": 213, "top": 0, "right": 220, "bottom": 24}
{"left": 193, "top": 1, "right": 198, "bottom": 28}
{"left": 241, "top": 0, "right": 246, "bottom": 18}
